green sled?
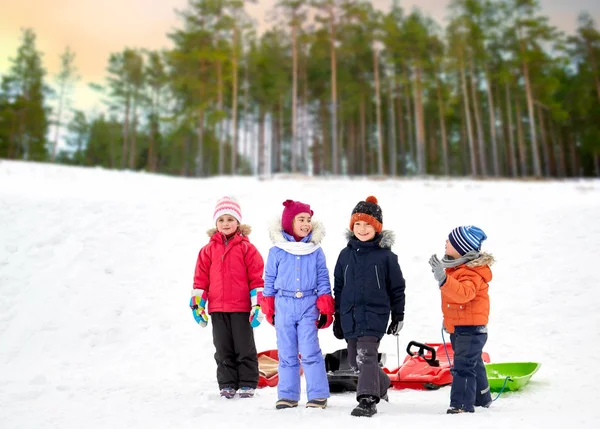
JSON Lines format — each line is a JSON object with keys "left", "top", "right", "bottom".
{"left": 484, "top": 362, "right": 541, "bottom": 392}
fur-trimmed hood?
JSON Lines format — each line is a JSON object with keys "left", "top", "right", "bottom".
{"left": 268, "top": 217, "right": 326, "bottom": 244}
{"left": 207, "top": 223, "right": 252, "bottom": 237}
{"left": 466, "top": 252, "right": 495, "bottom": 268}
{"left": 345, "top": 229, "right": 395, "bottom": 249}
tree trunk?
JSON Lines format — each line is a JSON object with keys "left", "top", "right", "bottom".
{"left": 231, "top": 26, "right": 239, "bottom": 175}
{"left": 329, "top": 6, "right": 338, "bottom": 175}
{"left": 404, "top": 67, "right": 415, "bottom": 166}
{"left": 373, "top": 46, "right": 384, "bottom": 175}
{"left": 129, "top": 92, "right": 138, "bottom": 170}
{"left": 195, "top": 108, "right": 205, "bottom": 177}
{"left": 460, "top": 62, "right": 477, "bottom": 176}
{"left": 436, "top": 73, "right": 449, "bottom": 175}
{"left": 242, "top": 56, "right": 250, "bottom": 165}
{"left": 51, "top": 82, "right": 65, "bottom": 162}
{"left": 121, "top": 96, "right": 130, "bottom": 169}
{"left": 348, "top": 119, "right": 356, "bottom": 175}
{"left": 515, "top": 98, "right": 527, "bottom": 176}
{"left": 414, "top": 64, "right": 426, "bottom": 175}
{"left": 360, "top": 96, "right": 367, "bottom": 175}
{"left": 291, "top": 23, "right": 298, "bottom": 173}
{"left": 469, "top": 57, "right": 487, "bottom": 176}
{"left": 395, "top": 73, "right": 406, "bottom": 175}
{"left": 320, "top": 99, "right": 329, "bottom": 175}
{"left": 504, "top": 80, "right": 518, "bottom": 177}
{"left": 536, "top": 104, "right": 551, "bottom": 177}
{"left": 388, "top": 77, "right": 397, "bottom": 177}
{"left": 554, "top": 123, "right": 566, "bottom": 178}
{"left": 519, "top": 38, "right": 541, "bottom": 177}
{"left": 569, "top": 133, "right": 579, "bottom": 177}
{"left": 258, "top": 107, "right": 266, "bottom": 176}
{"left": 217, "top": 60, "right": 224, "bottom": 175}
{"left": 585, "top": 38, "right": 600, "bottom": 101}
{"left": 485, "top": 66, "right": 499, "bottom": 176}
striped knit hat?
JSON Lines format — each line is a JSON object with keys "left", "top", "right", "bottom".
{"left": 448, "top": 225, "right": 487, "bottom": 256}
{"left": 213, "top": 196, "right": 242, "bottom": 224}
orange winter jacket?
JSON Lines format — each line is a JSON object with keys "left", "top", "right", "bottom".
{"left": 440, "top": 253, "right": 494, "bottom": 333}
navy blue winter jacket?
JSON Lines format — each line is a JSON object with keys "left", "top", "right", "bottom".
{"left": 333, "top": 230, "right": 406, "bottom": 340}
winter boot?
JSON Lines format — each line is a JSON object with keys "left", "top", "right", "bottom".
{"left": 238, "top": 387, "right": 255, "bottom": 398}
{"left": 276, "top": 399, "right": 299, "bottom": 409}
{"left": 220, "top": 387, "right": 236, "bottom": 399}
{"left": 306, "top": 398, "right": 327, "bottom": 409}
{"left": 351, "top": 396, "right": 377, "bottom": 417}
{"left": 447, "top": 407, "right": 474, "bottom": 414}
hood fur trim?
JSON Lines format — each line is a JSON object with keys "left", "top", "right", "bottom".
{"left": 344, "top": 229, "right": 395, "bottom": 249}
{"left": 466, "top": 252, "right": 495, "bottom": 267}
{"left": 268, "top": 217, "right": 325, "bottom": 244}
{"left": 207, "top": 224, "right": 252, "bottom": 237}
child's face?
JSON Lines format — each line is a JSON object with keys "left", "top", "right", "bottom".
{"left": 292, "top": 212, "right": 312, "bottom": 238}
{"left": 445, "top": 239, "right": 462, "bottom": 259}
{"left": 353, "top": 221, "right": 376, "bottom": 242}
{"left": 216, "top": 215, "right": 239, "bottom": 235}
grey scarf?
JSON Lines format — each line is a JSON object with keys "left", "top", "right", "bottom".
{"left": 441, "top": 250, "right": 481, "bottom": 269}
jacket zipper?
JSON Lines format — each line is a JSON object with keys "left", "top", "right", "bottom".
{"left": 375, "top": 266, "right": 381, "bottom": 289}
{"left": 344, "top": 265, "right": 348, "bottom": 286}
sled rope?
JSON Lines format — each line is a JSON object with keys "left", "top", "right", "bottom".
{"left": 440, "top": 327, "right": 509, "bottom": 402}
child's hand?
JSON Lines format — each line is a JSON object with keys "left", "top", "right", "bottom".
{"left": 333, "top": 313, "right": 344, "bottom": 339}
{"left": 387, "top": 313, "right": 404, "bottom": 336}
{"left": 249, "top": 305, "right": 263, "bottom": 328}
{"left": 261, "top": 296, "right": 275, "bottom": 326}
{"left": 316, "top": 313, "right": 333, "bottom": 329}
{"left": 429, "top": 254, "right": 447, "bottom": 285}
{"left": 190, "top": 290, "right": 209, "bottom": 327}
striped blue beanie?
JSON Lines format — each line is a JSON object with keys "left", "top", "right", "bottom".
{"left": 448, "top": 226, "right": 487, "bottom": 256}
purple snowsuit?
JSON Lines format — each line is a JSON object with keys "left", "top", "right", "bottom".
{"left": 263, "top": 219, "right": 331, "bottom": 402}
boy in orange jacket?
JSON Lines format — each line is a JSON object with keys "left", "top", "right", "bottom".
{"left": 428, "top": 225, "right": 494, "bottom": 414}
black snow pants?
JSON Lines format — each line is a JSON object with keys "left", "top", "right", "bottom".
{"left": 211, "top": 312, "right": 259, "bottom": 390}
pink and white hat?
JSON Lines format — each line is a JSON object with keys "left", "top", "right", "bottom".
{"left": 213, "top": 196, "right": 242, "bottom": 224}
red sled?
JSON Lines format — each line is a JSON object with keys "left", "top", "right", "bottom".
{"left": 384, "top": 341, "right": 491, "bottom": 390}
{"left": 257, "top": 349, "right": 304, "bottom": 388}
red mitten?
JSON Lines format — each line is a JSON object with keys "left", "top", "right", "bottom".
{"left": 316, "top": 294, "right": 335, "bottom": 329}
{"left": 317, "top": 314, "right": 334, "bottom": 329}
{"left": 262, "top": 295, "right": 275, "bottom": 326}
{"left": 316, "top": 294, "right": 335, "bottom": 315}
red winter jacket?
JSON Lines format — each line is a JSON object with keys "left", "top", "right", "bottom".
{"left": 193, "top": 224, "right": 265, "bottom": 313}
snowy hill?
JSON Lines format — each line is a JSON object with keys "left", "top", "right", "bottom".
{"left": 1, "top": 160, "right": 599, "bottom": 428}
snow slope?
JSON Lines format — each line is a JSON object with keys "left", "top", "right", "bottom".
{"left": 1, "top": 160, "right": 599, "bottom": 428}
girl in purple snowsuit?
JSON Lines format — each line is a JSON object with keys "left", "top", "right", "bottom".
{"left": 261, "top": 200, "right": 335, "bottom": 410}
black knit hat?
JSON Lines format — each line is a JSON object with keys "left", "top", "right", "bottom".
{"left": 349, "top": 196, "right": 383, "bottom": 233}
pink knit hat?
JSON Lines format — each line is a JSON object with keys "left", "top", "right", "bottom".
{"left": 213, "top": 196, "right": 242, "bottom": 224}
{"left": 281, "top": 199, "right": 313, "bottom": 235}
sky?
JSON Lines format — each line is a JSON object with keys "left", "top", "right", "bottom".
{"left": 1, "top": 159, "right": 600, "bottom": 428}
{"left": 0, "top": 0, "right": 598, "bottom": 113}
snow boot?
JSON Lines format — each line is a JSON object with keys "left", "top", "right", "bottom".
{"left": 238, "top": 387, "right": 255, "bottom": 398}
{"left": 351, "top": 396, "right": 377, "bottom": 417}
{"left": 306, "top": 398, "right": 327, "bottom": 409}
{"left": 447, "top": 407, "right": 474, "bottom": 414}
{"left": 276, "top": 399, "right": 299, "bottom": 409}
{"left": 220, "top": 387, "right": 236, "bottom": 399}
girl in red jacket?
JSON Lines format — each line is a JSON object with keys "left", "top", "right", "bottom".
{"left": 189, "top": 196, "right": 265, "bottom": 399}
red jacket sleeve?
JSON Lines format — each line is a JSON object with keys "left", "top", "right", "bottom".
{"left": 193, "top": 245, "right": 211, "bottom": 291}
{"left": 244, "top": 243, "right": 265, "bottom": 291}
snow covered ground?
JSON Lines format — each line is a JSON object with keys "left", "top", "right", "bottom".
{"left": 1, "top": 159, "right": 599, "bottom": 428}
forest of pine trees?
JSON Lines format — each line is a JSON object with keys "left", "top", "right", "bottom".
{"left": 1, "top": 0, "right": 599, "bottom": 178}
